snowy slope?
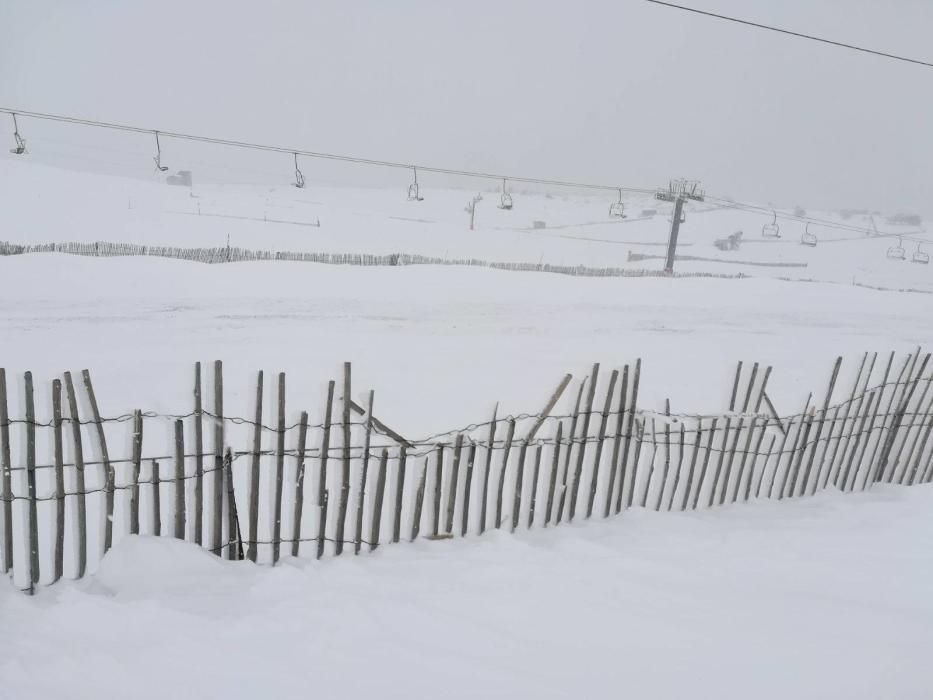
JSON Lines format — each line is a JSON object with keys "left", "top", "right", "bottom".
{"left": 1, "top": 159, "right": 931, "bottom": 291}
{"left": 2, "top": 485, "right": 932, "bottom": 700}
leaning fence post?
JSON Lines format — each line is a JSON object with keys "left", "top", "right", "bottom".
{"left": 587, "top": 369, "right": 617, "bottom": 518}
{"left": 411, "top": 460, "right": 427, "bottom": 541}
{"left": 605, "top": 365, "right": 628, "bottom": 518}
{"left": 369, "top": 449, "right": 388, "bottom": 551}
{"left": 557, "top": 381, "right": 586, "bottom": 524}
{"left": 82, "top": 369, "right": 115, "bottom": 553}
{"left": 355, "top": 390, "right": 375, "bottom": 555}
{"left": 569, "top": 363, "right": 599, "bottom": 521}
{"left": 52, "top": 379, "right": 65, "bottom": 583}
{"left": 393, "top": 445, "right": 407, "bottom": 543}
{"left": 545, "top": 422, "right": 563, "bottom": 526}
{"left": 529, "top": 444, "right": 542, "bottom": 528}
{"left": 445, "top": 434, "right": 463, "bottom": 535}
{"left": 620, "top": 358, "right": 642, "bottom": 512}
{"left": 478, "top": 404, "right": 498, "bottom": 534}
{"left": 511, "top": 439, "right": 528, "bottom": 532}
{"left": 223, "top": 447, "right": 242, "bottom": 560}
{"left": 495, "top": 419, "right": 516, "bottom": 529}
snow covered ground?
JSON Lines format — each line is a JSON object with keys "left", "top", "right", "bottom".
{"left": 2, "top": 484, "right": 932, "bottom": 700}
{"left": 1, "top": 155, "right": 932, "bottom": 698}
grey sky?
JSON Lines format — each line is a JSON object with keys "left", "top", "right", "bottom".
{"left": 1, "top": 0, "right": 930, "bottom": 213}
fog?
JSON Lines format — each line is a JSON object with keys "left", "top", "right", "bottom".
{"left": 1, "top": 0, "right": 930, "bottom": 214}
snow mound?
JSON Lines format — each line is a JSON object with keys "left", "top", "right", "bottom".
{"left": 95, "top": 535, "right": 239, "bottom": 599}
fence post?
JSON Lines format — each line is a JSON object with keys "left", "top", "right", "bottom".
{"left": 605, "top": 365, "right": 628, "bottom": 517}
{"left": 529, "top": 444, "right": 542, "bottom": 528}
{"left": 130, "top": 410, "right": 143, "bottom": 535}
{"left": 152, "top": 460, "right": 161, "bottom": 536}
{"left": 316, "top": 381, "right": 335, "bottom": 559}
{"left": 370, "top": 449, "right": 388, "bottom": 551}
{"left": 212, "top": 360, "right": 224, "bottom": 557}
{"left": 291, "top": 411, "right": 309, "bottom": 557}
{"left": 620, "top": 359, "right": 642, "bottom": 512}
{"left": 63, "top": 372, "right": 87, "bottom": 577}
{"left": 0, "top": 370, "right": 11, "bottom": 575}
{"left": 569, "top": 364, "right": 599, "bottom": 521}
{"left": 460, "top": 442, "right": 475, "bottom": 537}
{"left": 557, "top": 381, "right": 586, "bottom": 524}
{"left": 495, "top": 419, "right": 515, "bottom": 529}
{"left": 411, "top": 460, "right": 427, "bottom": 541}
{"left": 24, "top": 373, "right": 39, "bottom": 593}
{"left": 355, "top": 390, "right": 375, "bottom": 555}
{"left": 174, "top": 419, "right": 186, "bottom": 540}
{"left": 272, "top": 373, "right": 286, "bottom": 564}
{"left": 193, "top": 362, "right": 204, "bottom": 546}
{"left": 247, "top": 371, "right": 263, "bottom": 563}
{"left": 335, "top": 363, "right": 352, "bottom": 556}
{"left": 445, "top": 434, "right": 463, "bottom": 535}
{"left": 82, "top": 370, "right": 114, "bottom": 553}
{"left": 587, "top": 369, "right": 617, "bottom": 518}
{"left": 478, "top": 404, "right": 498, "bottom": 534}
{"left": 393, "top": 445, "right": 407, "bottom": 543}
{"left": 52, "top": 380, "right": 65, "bottom": 583}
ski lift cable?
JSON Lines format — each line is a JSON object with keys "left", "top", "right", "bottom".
{"left": 705, "top": 194, "right": 930, "bottom": 243}
{"left": 0, "top": 106, "right": 654, "bottom": 195}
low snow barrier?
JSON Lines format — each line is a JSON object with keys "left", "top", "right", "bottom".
{"left": 1, "top": 351, "right": 931, "bottom": 594}
{"left": 0, "top": 239, "right": 745, "bottom": 280}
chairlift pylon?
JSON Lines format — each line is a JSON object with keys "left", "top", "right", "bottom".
{"left": 9, "top": 113, "right": 26, "bottom": 155}
{"left": 407, "top": 166, "right": 424, "bottom": 201}
{"left": 293, "top": 152, "right": 305, "bottom": 189}
{"left": 609, "top": 188, "right": 626, "bottom": 218}
{"left": 498, "top": 179, "right": 513, "bottom": 210}
{"left": 800, "top": 222, "right": 818, "bottom": 247}
{"left": 762, "top": 210, "right": 780, "bottom": 238}
{"left": 153, "top": 131, "right": 168, "bottom": 172}
{"left": 913, "top": 242, "right": 930, "bottom": 265}
{"left": 886, "top": 237, "right": 906, "bottom": 261}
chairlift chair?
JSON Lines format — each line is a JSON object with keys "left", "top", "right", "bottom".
{"left": 762, "top": 210, "right": 780, "bottom": 238}
{"left": 407, "top": 166, "right": 424, "bottom": 201}
{"left": 293, "top": 153, "right": 305, "bottom": 189}
{"left": 152, "top": 131, "right": 168, "bottom": 172}
{"left": 800, "top": 223, "right": 818, "bottom": 247}
{"left": 911, "top": 242, "right": 929, "bottom": 265}
{"left": 9, "top": 113, "right": 26, "bottom": 155}
{"left": 498, "top": 179, "right": 513, "bottom": 210}
{"left": 609, "top": 188, "right": 626, "bottom": 218}
{"left": 886, "top": 237, "right": 906, "bottom": 261}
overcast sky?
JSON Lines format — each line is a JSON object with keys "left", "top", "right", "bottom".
{"left": 1, "top": 0, "right": 930, "bottom": 213}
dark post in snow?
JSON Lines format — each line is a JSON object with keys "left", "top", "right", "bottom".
{"left": 664, "top": 195, "right": 686, "bottom": 274}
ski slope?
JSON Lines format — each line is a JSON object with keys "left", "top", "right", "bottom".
{"left": 1, "top": 159, "right": 931, "bottom": 291}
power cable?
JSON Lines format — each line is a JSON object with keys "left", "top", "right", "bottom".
{"left": 642, "top": 0, "right": 933, "bottom": 69}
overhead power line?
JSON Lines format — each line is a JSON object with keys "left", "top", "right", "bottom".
{"left": 642, "top": 0, "right": 933, "bottom": 69}
{"left": 0, "top": 106, "right": 655, "bottom": 195}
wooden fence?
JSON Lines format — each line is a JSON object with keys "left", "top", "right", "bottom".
{"left": 2, "top": 350, "right": 932, "bottom": 594}
{"left": 0, "top": 240, "right": 745, "bottom": 280}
